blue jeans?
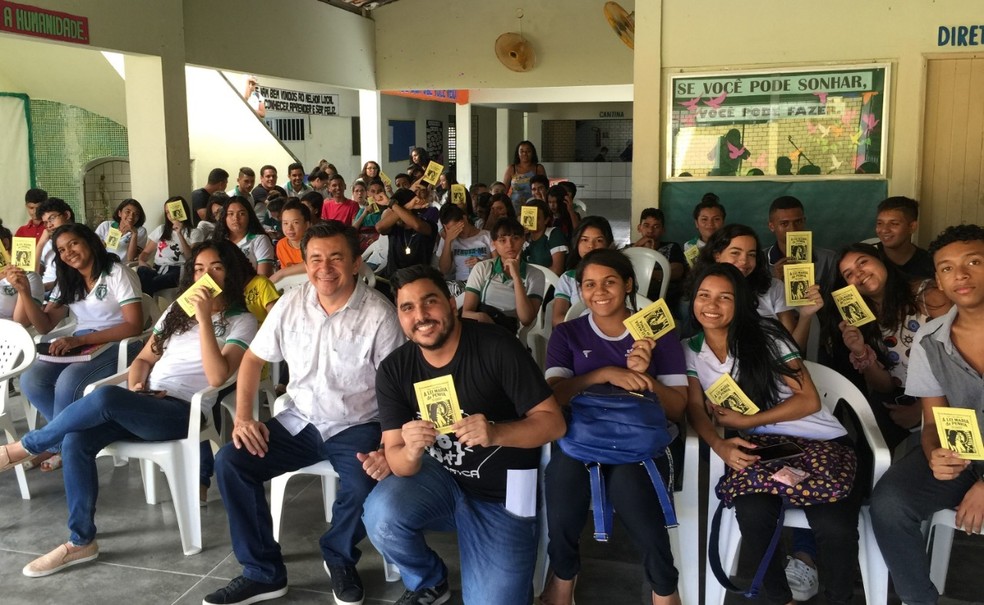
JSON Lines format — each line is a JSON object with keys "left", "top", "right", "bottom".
{"left": 363, "top": 455, "right": 539, "bottom": 605}
{"left": 20, "top": 385, "right": 190, "bottom": 545}
{"left": 21, "top": 339, "right": 142, "bottom": 439}
{"left": 871, "top": 446, "right": 978, "bottom": 605}
{"left": 215, "top": 420, "right": 381, "bottom": 584}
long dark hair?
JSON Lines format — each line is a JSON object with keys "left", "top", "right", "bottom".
{"left": 566, "top": 216, "right": 614, "bottom": 270}
{"left": 51, "top": 224, "right": 120, "bottom": 304}
{"left": 690, "top": 262, "right": 801, "bottom": 409}
{"left": 152, "top": 240, "right": 251, "bottom": 356}
{"left": 692, "top": 224, "right": 771, "bottom": 297}
{"left": 547, "top": 185, "right": 574, "bottom": 236}
{"left": 214, "top": 196, "right": 267, "bottom": 240}
{"left": 160, "top": 196, "right": 194, "bottom": 241}
{"left": 819, "top": 243, "right": 920, "bottom": 370}
{"left": 576, "top": 248, "right": 638, "bottom": 312}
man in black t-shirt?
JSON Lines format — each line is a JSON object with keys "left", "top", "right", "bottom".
{"left": 375, "top": 186, "right": 438, "bottom": 279}
{"left": 363, "top": 265, "right": 565, "bottom": 605}
{"left": 191, "top": 168, "right": 229, "bottom": 221}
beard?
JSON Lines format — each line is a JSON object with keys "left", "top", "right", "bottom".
{"left": 410, "top": 315, "right": 456, "bottom": 351}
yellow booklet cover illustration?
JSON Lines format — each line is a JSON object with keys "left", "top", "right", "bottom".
{"left": 0, "top": 240, "right": 9, "bottom": 269}
{"left": 422, "top": 161, "right": 444, "bottom": 186}
{"left": 414, "top": 375, "right": 463, "bottom": 434}
{"left": 176, "top": 273, "right": 223, "bottom": 317}
{"left": 12, "top": 237, "right": 36, "bottom": 271}
{"left": 379, "top": 171, "right": 392, "bottom": 188}
{"left": 783, "top": 263, "right": 815, "bottom": 307}
{"left": 623, "top": 298, "right": 676, "bottom": 342}
{"left": 786, "top": 231, "right": 812, "bottom": 263}
{"left": 831, "top": 284, "right": 876, "bottom": 327}
{"left": 166, "top": 200, "right": 187, "bottom": 222}
{"left": 933, "top": 407, "right": 984, "bottom": 460}
{"left": 520, "top": 206, "right": 538, "bottom": 231}
{"left": 705, "top": 374, "right": 760, "bottom": 415}
{"left": 450, "top": 184, "right": 467, "bottom": 208}
{"left": 105, "top": 227, "right": 123, "bottom": 251}
{"left": 684, "top": 245, "right": 700, "bottom": 268}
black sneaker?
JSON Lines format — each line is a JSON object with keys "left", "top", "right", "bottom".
{"left": 393, "top": 579, "right": 451, "bottom": 605}
{"left": 324, "top": 562, "right": 365, "bottom": 605}
{"left": 202, "top": 575, "right": 288, "bottom": 605}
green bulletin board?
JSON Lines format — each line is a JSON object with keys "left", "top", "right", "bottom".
{"left": 668, "top": 64, "right": 888, "bottom": 179}
{"left": 659, "top": 179, "right": 889, "bottom": 251}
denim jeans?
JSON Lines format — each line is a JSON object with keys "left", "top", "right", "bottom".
{"left": 20, "top": 385, "right": 190, "bottom": 545}
{"left": 363, "top": 455, "right": 539, "bottom": 605}
{"left": 21, "top": 339, "right": 142, "bottom": 430}
{"left": 870, "top": 446, "right": 978, "bottom": 605}
{"left": 214, "top": 420, "right": 380, "bottom": 584}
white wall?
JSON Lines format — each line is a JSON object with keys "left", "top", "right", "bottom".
{"left": 0, "top": 35, "right": 126, "bottom": 124}
{"left": 373, "top": 0, "right": 635, "bottom": 89}
{"left": 185, "top": 67, "right": 294, "bottom": 189}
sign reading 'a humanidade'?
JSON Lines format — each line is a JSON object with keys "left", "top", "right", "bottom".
{"left": 0, "top": 1, "right": 89, "bottom": 44}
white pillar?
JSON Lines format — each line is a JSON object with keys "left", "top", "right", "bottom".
{"left": 359, "top": 89, "right": 383, "bottom": 167}
{"left": 124, "top": 53, "right": 191, "bottom": 204}
{"left": 496, "top": 107, "right": 511, "bottom": 184}
{"left": 455, "top": 102, "right": 473, "bottom": 186}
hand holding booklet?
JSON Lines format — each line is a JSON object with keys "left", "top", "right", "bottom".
{"left": 36, "top": 342, "right": 111, "bottom": 363}
{"left": 623, "top": 298, "right": 675, "bottom": 341}
{"left": 705, "top": 374, "right": 760, "bottom": 415}
{"left": 414, "top": 375, "right": 463, "bottom": 435}
{"left": 176, "top": 273, "right": 222, "bottom": 316}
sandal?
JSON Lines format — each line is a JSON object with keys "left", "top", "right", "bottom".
{"left": 40, "top": 454, "right": 63, "bottom": 472}
{"left": 0, "top": 445, "right": 35, "bottom": 474}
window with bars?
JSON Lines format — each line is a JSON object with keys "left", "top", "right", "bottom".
{"left": 265, "top": 117, "right": 306, "bottom": 141}
{"left": 447, "top": 115, "right": 457, "bottom": 165}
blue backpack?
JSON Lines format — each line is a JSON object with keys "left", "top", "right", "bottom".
{"left": 557, "top": 384, "right": 677, "bottom": 541}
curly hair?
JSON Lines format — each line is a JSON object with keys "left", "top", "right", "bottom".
{"left": 928, "top": 224, "right": 984, "bottom": 257}
{"left": 151, "top": 240, "right": 251, "bottom": 356}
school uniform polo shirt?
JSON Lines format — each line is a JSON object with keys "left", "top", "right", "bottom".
{"left": 465, "top": 257, "right": 545, "bottom": 317}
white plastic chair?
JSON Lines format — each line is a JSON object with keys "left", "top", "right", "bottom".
{"left": 0, "top": 320, "right": 37, "bottom": 499}
{"left": 925, "top": 508, "right": 983, "bottom": 594}
{"left": 362, "top": 235, "right": 388, "bottom": 274}
{"left": 83, "top": 370, "right": 236, "bottom": 555}
{"left": 622, "top": 247, "right": 672, "bottom": 302}
{"left": 564, "top": 293, "right": 653, "bottom": 322}
{"left": 704, "top": 360, "right": 891, "bottom": 605}
{"left": 524, "top": 264, "right": 560, "bottom": 368}
{"left": 23, "top": 295, "right": 159, "bottom": 433}
{"left": 274, "top": 272, "right": 309, "bottom": 294}
{"left": 267, "top": 394, "right": 400, "bottom": 582}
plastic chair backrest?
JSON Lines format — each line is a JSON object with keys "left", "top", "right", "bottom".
{"left": 275, "top": 273, "right": 309, "bottom": 294}
{"left": 622, "top": 247, "right": 672, "bottom": 302}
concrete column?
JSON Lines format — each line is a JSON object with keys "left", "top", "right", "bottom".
{"left": 124, "top": 53, "right": 191, "bottom": 204}
{"left": 631, "top": 0, "right": 662, "bottom": 219}
{"left": 359, "top": 89, "right": 383, "bottom": 168}
{"left": 496, "top": 107, "right": 511, "bottom": 184}
{"left": 454, "top": 102, "right": 473, "bottom": 185}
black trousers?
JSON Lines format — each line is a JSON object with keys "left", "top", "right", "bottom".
{"left": 544, "top": 443, "right": 679, "bottom": 596}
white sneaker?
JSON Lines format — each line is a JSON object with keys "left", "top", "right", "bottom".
{"left": 785, "top": 556, "right": 819, "bottom": 601}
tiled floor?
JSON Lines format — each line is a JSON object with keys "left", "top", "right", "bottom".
{"left": 3, "top": 199, "right": 982, "bottom": 604}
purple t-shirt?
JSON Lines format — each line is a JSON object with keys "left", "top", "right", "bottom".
{"left": 545, "top": 313, "right": 687, "bottom": 388}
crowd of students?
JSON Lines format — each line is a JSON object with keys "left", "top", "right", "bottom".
{"left": 1, "top": 146, "right": 982, "bottom": 605}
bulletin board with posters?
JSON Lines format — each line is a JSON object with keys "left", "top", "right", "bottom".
{"left": 666, "top": 64, "right": 889, "bottom": 179}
